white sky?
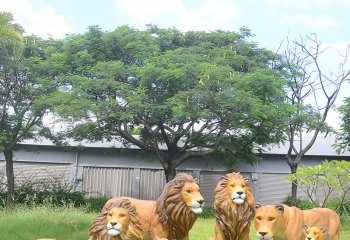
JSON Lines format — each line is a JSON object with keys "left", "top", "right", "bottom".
{"left": 1, "top": 0, "right": 349, "bottom": 128}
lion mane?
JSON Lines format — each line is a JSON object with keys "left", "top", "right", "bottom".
{"left": 155, "top": 172, "right": 199, "bottom": 240}
{"left": 89, "top": 198, "right": 143, "bottom": 240}
{"left": 214, "top": 172, "right": 255, "bottom": 240}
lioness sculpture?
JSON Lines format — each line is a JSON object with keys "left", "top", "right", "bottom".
{"left": 253, "top": 204, "right": 340, "bottom": 240}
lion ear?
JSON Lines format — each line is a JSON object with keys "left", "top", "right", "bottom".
{"left": 254, "top": 203, "right": 262, "bottom": 210}
{"left": 321, "top": 226, "right": 328, "bottom": 234}
{"left": 303, "top": 224, "right": 309, "bottom": 231}
{"left": 275, "top": 204, "right": 284, "bottom": 213}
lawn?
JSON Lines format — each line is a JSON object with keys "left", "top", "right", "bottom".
{"left": 0, "top": 207, "right": 348, "bottom": 239}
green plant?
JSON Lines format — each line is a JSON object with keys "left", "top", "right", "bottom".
{"left": 200, "top": 206, "right": 215, "bottom": 219}
{"left": 84, "top": 196, "right": 110, "bottom": 213}
{"left": 282, "top": 196, "right": 314, "bottom": 210}
{"left": 287, "top": 160, "right": 350, "bottom": 220}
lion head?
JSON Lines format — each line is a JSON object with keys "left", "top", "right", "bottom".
{"left": 89, "top": 199, "right": 143, "bottom": 240}
{"left": 214, "top": 172, "right": 255, "bottom": 239}
{"left": 156, "top": 172, "right": 204, "bottom": 240}
{"left": 254, "top": 204, "right": 285, "bottom": 240}
{"left": 303, "top": 225, "right": 328, "bottom": 240}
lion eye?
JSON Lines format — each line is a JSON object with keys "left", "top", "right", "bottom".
{"left": 186, "top": 189, "right": 191, "bottom": 193}
{"left": 230, "top": 184, "right": 235, "bottom": 187}
{"left": 256, "top": 216, "right": 262, "bottom": 221}
{"left": 268, "top": 217, "right": 275, "bottom": 221}
{"left": 241, "top": 185, "right": 245, "bottom": 188}
{"left": 120, "top": 214, "right": 126, "bottom": 217}
{"left": 108, "top": 213, "right": 113, "bottom": 216}
{"left": 306, "top": 231, "right": 309, "bottom": 234}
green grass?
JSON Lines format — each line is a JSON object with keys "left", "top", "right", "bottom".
{"left": 0, "top": 207, "right": 349, "bottom": 240}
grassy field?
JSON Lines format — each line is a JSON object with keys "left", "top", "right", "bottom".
{"left": 0, "top": 206, "right": 348, "bottom": 240}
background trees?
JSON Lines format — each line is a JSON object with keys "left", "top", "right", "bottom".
{"left": 281, "top": 34, "right": 350, "bottom": 206}
{"left": 54, "top": 26, "right": 288, "bottom": 181}
{"left": 0, "top": 12, "right": 61, "bottom": 208}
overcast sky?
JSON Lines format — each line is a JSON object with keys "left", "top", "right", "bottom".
{"left": 1, "top": 0, "right": 349, "bottom": 128}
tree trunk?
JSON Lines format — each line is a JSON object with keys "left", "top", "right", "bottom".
{"left": 4, "top": 148, "right": 15, "bottom": 209}
{"left": 290, "top": 163, "right": 298, "bottom": 207}
{"left": 164, "top": 163, "right": 176, "bottom": 182}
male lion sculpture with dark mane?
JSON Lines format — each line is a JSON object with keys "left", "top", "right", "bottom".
{"left": 212, "top": 172, "right": 255, "bottom": 240}
{"left": 89, "top": 198, "right": 143, "bottom": 240}
{"left": 102, "top": 172, "right": 204, "bottom": 240}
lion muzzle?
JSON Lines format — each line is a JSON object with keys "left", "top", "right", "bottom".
{"left": 107, "top": 222, "right": 122, "bottom": 236}
{"left": 256, "top": 231, "right": 272, "bottom": 240}
{"left": 231, "top": 191, "right": 246, "bottom": 205}
{"left": 189, "top": 199, "right": 204, "bottom": 214}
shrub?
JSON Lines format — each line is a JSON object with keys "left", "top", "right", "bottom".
{"left": 85, "top": 196, "right": 110, "bottom": 213}
{"left": 282, "top": 196, "right": 314, "bottom": 210}
{"left": 200, "top": 206, "right": 215, "bottom": 219}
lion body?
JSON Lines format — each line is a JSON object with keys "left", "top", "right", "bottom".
{"left": 103, "top": 173, "right": 204, "bottom": 240}
{"left": 254, "top": 204, "right": 340, "bottom": 240}
{"left": 213, "top": 172, "right": 255, "bottom": 240}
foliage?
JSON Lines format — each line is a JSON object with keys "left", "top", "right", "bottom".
{"left": 84, "top": 196, "right": 110, "bottom": 212}
{"left": 0, "top": 176, "right": 86, "bottom": 208}
{"left": 336, "top": 97, "right": 350, "bottom": 153}
{"left": 287, "top": 160, "right": 350, "bottom": 220}
{"left": 199, "top": 206, "right": 215, "bottom": 219}
{"left": 282, "top": 195, "right": 317, "bottom": 210}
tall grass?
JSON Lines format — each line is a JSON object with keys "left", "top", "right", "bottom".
{"left": 0, "top": 206, "right": 349, "bottom": 240}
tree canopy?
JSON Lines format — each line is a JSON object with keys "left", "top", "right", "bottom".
{"left": 52, "top": 25, "right": 288, "bottom": 180}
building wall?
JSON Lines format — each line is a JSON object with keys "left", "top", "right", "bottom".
{"left": 0, "top": 144, "right": 349, "bottom": 206}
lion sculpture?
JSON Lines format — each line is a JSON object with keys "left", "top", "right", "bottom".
{"left": 211, "top": 172, "right": 255, "bottom": 240}
{"left": 89, "top": 198, "right": 143, "bottom": 240}
{"left": 102, "top": 172, "right": 204, "bottom": 240}
{"left": 254, "top": 204, "right": 340, "bottom": 240}
{"left": 303, "top": 225, "right": 328, "bottom": 240}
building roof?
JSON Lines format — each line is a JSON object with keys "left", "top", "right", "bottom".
{"left": 19, "top": 133, "right": 350, "bottom": 157}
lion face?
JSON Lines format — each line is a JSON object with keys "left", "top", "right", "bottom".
{"left": 105, "top": 208, "right": 130, "bottom": 237}
{"left": 254, "top": 204, "right": 285, "bottom": 240}
{"left": 303, "top": 225, "right": 327, "bottom": 240}
{"left": 226, "top": 174, "right": 250, "bottom": 205}
{"left": 181, "top": 182, "right": 204, "bottom": 214}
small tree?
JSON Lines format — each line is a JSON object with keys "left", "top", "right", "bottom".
{"left": 287, "top": 160, "right": 350, "bottom": 220}
{"left": 0, "top": 12, "right": 61, "bottom": 208}
{"left": 281, "top": 34, "right": 350, "bottom": 206}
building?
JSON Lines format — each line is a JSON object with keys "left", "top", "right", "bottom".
{"left": 0, "top": 135, "right": 349, "bottom": 206}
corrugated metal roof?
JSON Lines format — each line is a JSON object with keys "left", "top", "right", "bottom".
{"left": 19, "top": 133, "right": 350, "bottom": 157}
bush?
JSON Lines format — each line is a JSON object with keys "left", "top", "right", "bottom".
{"left": 84, "top": 196, "right": 110, "bottom": 213}
{"left": 200, "top": 206, "right": 215, "bottom": 219}
{"left": 282, "top": 196, "right": 314, "bottom": 210}
{"left": 0, "top": 175, "right": 86, "bottom": 208}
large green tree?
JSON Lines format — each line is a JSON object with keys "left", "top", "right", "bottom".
{"left": 0, "top": 12, "right": 61, "bottom": 208}
{"left": 55, "top": 26, "right": 289, "bottom": 181}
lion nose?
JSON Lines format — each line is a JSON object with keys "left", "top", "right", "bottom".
{"left": 110, "top": 222, "right": 117, "bottom": 226}
{"left": 259, "top": 232, "right": 268, "bottom": 236}
{"left": 197, "top": 200, "right": 204, "bottom": 205}
{"left": 307, "top": 238, "right": 312, "bottom": 240}
{"left": 237, "top": 191, "right": 243, "bottom": 195}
